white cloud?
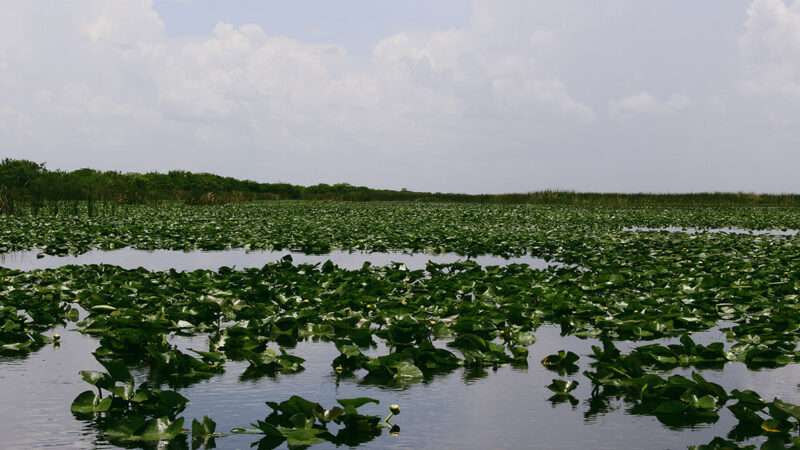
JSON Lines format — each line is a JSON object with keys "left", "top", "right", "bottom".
{"left": 79, "top": 0, "right": 164, "bottom": 45}
{"left": 609, "top": 92, "right": 691, "bottom": 117}
{"left": 370, "top": 20, "right": 594, "bottom": 123}
{"left": 0, "top": 0, "right": 593, "bottom": 180}
{"left": 0, "top": 0, "right": 798, "bottom": 192}
{"left": 740, "top": 0, "right": 800, "bottom": 96}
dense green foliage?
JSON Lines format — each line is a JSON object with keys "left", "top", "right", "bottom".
{"left": 2, "top": 202, "right": 800, "bottom": 448}
{"left": 2, "top": 201, "right": 800, "bottom": 257}
{"left": 2, "top": 158, "right": 799, "bottom": 208}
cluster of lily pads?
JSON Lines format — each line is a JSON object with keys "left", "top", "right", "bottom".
{"left": 0, "top": 276, "right": 71, "bottom": 354}
{"left": 1, "top": 201, "right": 799, "bottom": 257}
{"left": 1, "top": 201, "right": 800, "bottom": 448}
{"left": 230, "top": 396, "right": 399, "bottom": 449}
{"left": 541, "top": 339, "right": 800, "bottom": 449}
{"left": 584, "top": 340, "right": 799, "bottom": 431}
{"left": 71, "top": 351, "right": 394, "bottom": 449}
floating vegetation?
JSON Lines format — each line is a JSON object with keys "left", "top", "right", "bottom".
{"left": 2, "top": 202, "right": 800, "bottom": 448}
{"left": 231, "top": 396, "right": 391, "bottom": 449}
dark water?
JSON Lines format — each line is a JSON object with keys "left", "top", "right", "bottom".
{"left": 2, "top": 323, "right": 800, "bottom": 449}
{"left": 0, "top": 248, "right": 560, "bottom": 272}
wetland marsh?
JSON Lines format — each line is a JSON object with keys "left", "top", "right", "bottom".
{"left": 2, "top": 202, "right": 800, "bottom": 449}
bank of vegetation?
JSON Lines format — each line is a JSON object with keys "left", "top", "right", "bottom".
{"left": 1, "top": 158, "right": 797, "bottom": 212}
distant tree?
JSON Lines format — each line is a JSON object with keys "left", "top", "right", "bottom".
{"left": 0, "top": 158, "right": 45, "bottom": 188}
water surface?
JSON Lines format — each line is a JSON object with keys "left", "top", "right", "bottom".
{"left": 624, "top": 226, "right": 798, "bottom": 236}
{"left": 0, "top": 248, "right": 796, "bottom": 449}
{"left": 1, "top": 324, "right": 798, "bottom": 449}
{"left": 0, "top": 248, "right": 560, "bottom": 272}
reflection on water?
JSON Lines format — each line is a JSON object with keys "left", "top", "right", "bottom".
{"left": 0, "top": 325, "right": 103, "bottom": 449}
{"left": 2, "top": 324, "right": 800, "bottom": 449}
{"left": 624, "top": 226, "right": 799, "bottom": 236}
{"left": 0, "top": 248, "right": 561, "bottom": 272}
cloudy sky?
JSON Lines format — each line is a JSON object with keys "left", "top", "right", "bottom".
{"left": 1, "top": 0, "right": 799, "bottom": 193}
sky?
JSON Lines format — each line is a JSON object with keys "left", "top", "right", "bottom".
{"left": 1, "top": 0, "right": 799, "bottom": 194}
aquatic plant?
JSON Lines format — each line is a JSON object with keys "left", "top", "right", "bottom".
{"left": 2, "top": 202, "right": 800, "bottom": 448}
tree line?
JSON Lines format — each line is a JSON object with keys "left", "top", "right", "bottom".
{"left": 1, "top": 158, "right": 798, "bottom": 211}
